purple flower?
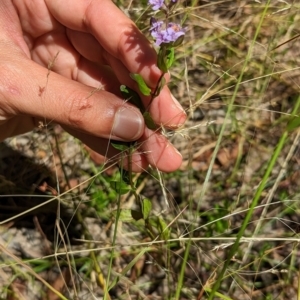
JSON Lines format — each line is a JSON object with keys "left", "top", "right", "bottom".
{"left": 164, "top": 23, "right": 185, "bottom": 42}
{"left": 150, "top": 17, "right": 163, "bottom": 32}
{"left": 151, "top": 30, "right": 166, "bottom": 46}
{"left": 148, "top": 0, "right": 164, "bottom": 10}
{"left": 150, "top": 21, "right": 186, "bottom": 46}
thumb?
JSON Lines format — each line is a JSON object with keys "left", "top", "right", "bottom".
{"left": 2, "top": 57, "right": 145, "bottom": 141}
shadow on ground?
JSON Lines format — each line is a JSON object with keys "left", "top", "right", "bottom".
{"left": 0, "top": 142, "right": 81, "bottom": 243}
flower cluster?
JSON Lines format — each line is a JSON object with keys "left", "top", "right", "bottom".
{"left": 148, "top": 0, "right": 185, "bottom": 47}
{"left": 148, "top": 0, "right": 164, "bottom": 10}
{"left": 150, "top": 17, "right": 185, "bottom": 46}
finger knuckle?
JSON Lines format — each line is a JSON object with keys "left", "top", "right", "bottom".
{"left": 67, "top": 92, "right": 95, "bottom": 127}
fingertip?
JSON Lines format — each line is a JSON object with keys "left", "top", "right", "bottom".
{"left": 149, "top": 87, "right": 187, "bottom": 128}
{"left": 155, "top": 143, "right": 183, "bottom": 173}
{"left": 141, "top": 128, "right": 183, "bottom": 172}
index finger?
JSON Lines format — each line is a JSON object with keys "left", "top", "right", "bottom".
{"left": 45, "top": 0, "right": 162, "bottom": 88}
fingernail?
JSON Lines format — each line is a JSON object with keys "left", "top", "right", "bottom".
{"left": 171, "top": 94, "right": 186, "bottom": 115}
{"left": 112, "top": 107, "right": 144, "bottom": 140}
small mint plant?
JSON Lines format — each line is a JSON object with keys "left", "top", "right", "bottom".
{"left": 124, "top": 0, "right": 186, "bottom": 125}
{"left": 111, "top": 0, "right": 186, "bottom": 240}
{"left": 149, "top": 0, "right": 185, "bottom": 73}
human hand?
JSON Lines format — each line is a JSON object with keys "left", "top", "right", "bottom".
{"left": 0, "top": 0, "right": 186, "bottom": 172}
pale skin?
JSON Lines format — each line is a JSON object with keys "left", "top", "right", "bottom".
{"left": 0, "top": 0, "right": 186, "bottom": 172}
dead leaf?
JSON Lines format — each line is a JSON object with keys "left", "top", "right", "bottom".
{"left": 217, "top": 148, "right": 231, "bottom": 167}
{"left": 45, "top": 268, "right": 70, "bottom": 300}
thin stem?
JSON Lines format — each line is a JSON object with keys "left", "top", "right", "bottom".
{"left": 146, "top": 73, "right": 166, "bottom": 111}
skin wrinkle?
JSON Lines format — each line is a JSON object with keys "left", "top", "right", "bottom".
{"left": 66, "top": 88, "right": 120, "bottom": 139}
{"left": 13, "top": 0, "right": 57, "bottom": 38}
{"left": 66, "top": 30, "right": 105, "bottom": 64}
{"left": 33, "top": 30, "right": 81, "bottom": 79}
{"left": 0, "top": 62, "right": 24, "bottom": 118}
{"left": 74, "top": 62, "right": 118, "bottom": 95}
{"left": 79, "top": 0, "right": 94, "bottom": 33}
{"left": 72, "top": 54, "right": 82, "bottom": 83}
{"left": 146, "top": 131, "right": 165, "bottom": 168}
{"left": 67, "top": 91, "right": 95, "bottom": 128}
{"left": 0, "top": 3, "right": 29, "bottom": 57}
{"left": 140, "top": 127, "right": 181, "bottom": 171}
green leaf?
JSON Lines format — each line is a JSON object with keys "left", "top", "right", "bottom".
{"left": 30, "top": 259, "right": 52, "bottom": 273}
{"left": 287, "top": 116, "right": 300, "bottom": 132}
{"left": 156, "top": 216, "right": 170, "bottom": 240}
{"left": 120, "top": 84, "right": 130, "bottom": 94}
{"left": 151, "top": 216, "right": 170, "bottom": 240}
{"left": 157, "top": 47, "right": 168, "bottom": 72}
{"left": 161, "top": 36, "right": 185, "bottom": 49}
{"left": 119, "top": 168, "right": 131, "bottom": 185}
{"left": 148, "top": 216, "right": 170, "bottom": 240}
{"left": 130, "top": 73, "right": 151, "bottom": 96}
{"left": 165, "top": 47, "right": 175, "bottom": 69}
{"left": 157, "top": 47, "right": 175, "bottom": 72}
{"left": 142, "top": 198, "right": 152, "bottom": 220}
{"left": 143, "top": 111, "right": 159, "bottom": 130}
{"left": 111, "top": 209, "right": 133, "bottom": 222}
{"left": 110, "top": 180, "right": 131, "bottom": 195}
{"left": 120, "top": 85, "right": 145, "bottom": 112}
{"left": 131, "top": 209, "right": 143, "bottom": 221}
{"left": 111, "top": 141, "right": 130, "bottom": 151}
{"left": 172, "top": 35, "right": 184, "bottom": 47}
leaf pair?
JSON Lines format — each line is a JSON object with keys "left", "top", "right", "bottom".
{"left": 120, "top": 80, "right": 160, "bottom": 130}
{"left": 157, "top": 47, "right": 175, "bottom": 73}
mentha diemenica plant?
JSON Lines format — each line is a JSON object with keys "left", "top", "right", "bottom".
{"left": 148, "top": 0, "right": 186, "bottom": 73}
{"left": 110, "top": 0, "right": 186, "bottom": 237}
{"left": 150, "top": 18, "right": 185, "bottom": 46}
